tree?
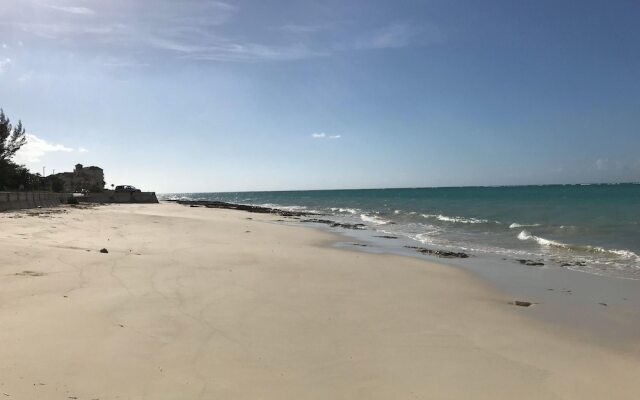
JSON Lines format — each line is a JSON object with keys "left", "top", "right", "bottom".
{"left": 51, "top": 176, "right": 65, "bottom": 193}
{"left": 0, "top": 109, "right": 29, "bottom": 190}
{"left": 0, "top": 109, "right": 27, "bottom": 162}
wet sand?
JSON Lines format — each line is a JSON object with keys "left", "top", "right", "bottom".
{"left": 0, "top": 203, "right": 639, "bottom": 399}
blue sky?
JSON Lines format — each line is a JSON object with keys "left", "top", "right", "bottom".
{"left": 0, "top": 0, "right": 638, "bottom": 192}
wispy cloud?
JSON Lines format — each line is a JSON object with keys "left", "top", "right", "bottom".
{"left": 357, "top": 23, "right": 423, "bottom": 49}
{"left": 78, "top": 146, "right": 89, "bottom": 153}
{"left": 311, "top": 132, "right": 341, "bottom": 139}
{"left": 46, "top": 5, "right": 96, "bottom": 16}
{"left": 276, "top": 24, "right": 324, "bottom": 34}
{"left": 14, "top": 133, "right": 73, "bottom": 163}
{"left": 2, "top": 2, "right": 437, "bottom": 65}
{"left": 0, "top": 58, "right": 12, "bottom": 73}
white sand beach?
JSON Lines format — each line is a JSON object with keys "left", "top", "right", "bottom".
{"left": 1, "top": 203, "right": 639, "bottom": 399}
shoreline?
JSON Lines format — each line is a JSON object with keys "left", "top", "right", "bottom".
{"left": 1, "top": 203, "right": 639, "bottom": 398}
{"left": 171, "top": 199, "right": 640, "bottom": 352}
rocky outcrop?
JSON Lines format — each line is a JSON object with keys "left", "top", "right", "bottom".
{"left": 405, "top": 246, "right": 470, "bottom": 258}
{"left": 517, "top": 259, "right": 545, "bottom": 266}
{"left": 171, "top": 200, "right": 315, "bottom": 217}
{"left": 301, "top": 218, "right": 367, "bottom": 230}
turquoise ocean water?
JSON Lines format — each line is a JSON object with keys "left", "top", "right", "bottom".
{"left": 161, "top": 184, "right": 640, "bottom": 280}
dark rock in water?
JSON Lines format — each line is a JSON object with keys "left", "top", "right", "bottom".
{"left": 171, "top": 200, "right": 319, "bottom": 217}
{"left": 511, "top": 300, "right": 534, "bottom": 307}
{"left": 598, "top": 302, "right": 608, "bottom": 307}
{"left": 351, "top": 243, "right": 368, "bottom": 247}
{"left": 375, "top": 235, "right": 398, "bottom": 239}
{"left": 517, "top": 259, "right": 544, "bottom": 266}
{"left": 405, "top": 246, "right": 469, "bottom": 259}
{"left": 301, "top": 218, "right": 367, "bottom": 230}
{"left": 331, "top": 222, "right": 366, "bottom": 230}
{"left": 560, "top": 261, "right": 587, "bottom": 267}
{"left": 302, "top": 218, "right": 334, "bottom": 224}
{"left": 100, "top": 248, "right": 109, "bottom": 254}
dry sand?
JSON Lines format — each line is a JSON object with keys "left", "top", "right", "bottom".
{"left": 0, "top": 203, "right": 639, "bottom": 399}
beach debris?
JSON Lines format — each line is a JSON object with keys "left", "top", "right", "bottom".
{"left": 189, "top": 204, "right": 200, "bottom": 208}
{"left": 100, "top": 248, "right": 109, "bottom": 253}
{"left": 245, "top": 230, "right": 251, "bottom": 233}
{"left": 15, "top": 270, "right": 45, "bottom": 277}
{"left": 511, "top": 300, "right": 535, "bottom": 307}
{"left": 517, "top": 259, "right": 544, "bottom": 266}
{"left": 405, "top": 246, "right": 469, "bottom": 258}
{"left": 374, "top": 235, "right": 398, "bottom": 239}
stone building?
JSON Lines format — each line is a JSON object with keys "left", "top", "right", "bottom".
{"left": 53, "top": 164, "right": 105, "bottom": 193}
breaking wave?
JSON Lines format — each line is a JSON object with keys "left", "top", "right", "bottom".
{"left": 330, "top": 207, "right": 359, "bottom": 214}
{"left": 422, "top": 214, "right": 491, "bottom": 224}
{"left": 509, "top": 222, "right": 541, "bottom": 229}
{"left": 360, "top": 214, "right": 391, "bottom": 225}
{"left": 517, "top": 230, "right": 639, "bottom": 260}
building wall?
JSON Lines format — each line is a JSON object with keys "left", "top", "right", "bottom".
{"left": 0, "top": 192, "right": 72, "bottom": 211}
{"left": 82, "top": 191, "right": 159, "bottom": 204}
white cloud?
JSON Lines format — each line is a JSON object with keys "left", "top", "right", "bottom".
{"left": 276, "top": 24, "right": 323, "bottom": 34}
{"left": 14, "top": 133, "right": 73, "bottom": 163}
{"left": 46, "top": 5, "right": 96, "bottom": 16}
{"left": 0, "top": 58, "right": 11, "bottom": 73}
{"left": 78, "top": 146, "right": 89, "bottom": 153}
{"left": 1, "top": 43, "right": 8, "bottom": 49}
{"left": 2, "top": 3, "right": 434, "bottom": 66}
{"left": 311, "top": 132, "right": 341, "bottom": 139}
{"left": 354, "top": 23, "right": 441, "bottom": 50}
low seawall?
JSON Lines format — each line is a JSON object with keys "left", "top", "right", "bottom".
{"left": 0, "top": 192, "right": 72, "bottom": 212}
{"left": 81, "top": 191, "right": 159, "bottom": 204}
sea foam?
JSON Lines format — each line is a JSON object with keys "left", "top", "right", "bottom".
{"left": 422, "top": 214, "right": 490, "bottom": 224}
{"left": 360, "top": 214, "right": 391, "bottom": 225}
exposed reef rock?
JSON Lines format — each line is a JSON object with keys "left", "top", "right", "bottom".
{"left": 405, "top": 246, "right": 469, "bottom": 259}
{"left": 517, "top": 259, "right": 545, "bottom": 266}
{"left": 171, "top": 200, "right": 317, "bottom": 217}
{"left": 560, "top": 261, "right": 587, "bottom": 267}
{"left": 301, "top": 218, "right": 367, "bottom": 230}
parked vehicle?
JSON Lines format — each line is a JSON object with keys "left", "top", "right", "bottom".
{"left": 115, "top": 185, "right": 141, "bottom": 193}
